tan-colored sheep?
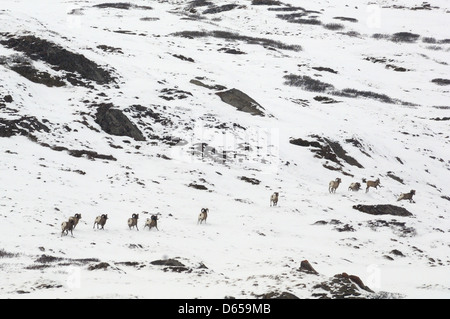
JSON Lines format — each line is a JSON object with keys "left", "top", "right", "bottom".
{"left": 363, "top": 178, "right": 381, "bottom": 193}
{"left": 397, "top": 190, "right": 416, "bottom": 203}
{"left": 61, "top": 219, "right": 75, "bottom": 237}
{"left": 328, "top": 178, "right": 342, "bottom": 193}
{"left": 270, "top": 192, "right": 279, "bottom": 206}
{"left": 348, "top": 182, "right": 361, "bottom": 192}
{"left": 198, "top": 208, "right": 208, "bottom": 224}
{"left": 128, "top": 213, "right": 139, "bottom": 231}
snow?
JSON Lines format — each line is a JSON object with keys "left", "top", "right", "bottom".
{"left": 0, "top": 0, "right": 449, "bottom": 299}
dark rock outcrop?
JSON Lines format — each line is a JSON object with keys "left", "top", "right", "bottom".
{"left": 94, "top": 103, "right": 145, "bottom": 141}
{"left": 289, "top": 135, "right": 364, "bottom": 170}
{"left": 239, "top": 176, "right": 260, "bottom": 185}
{"left": 312, "top": 272, "right": 373, "bottom": 299}
{"left": 0, "top": 34, "right": 115, "bottom": 86}
{"left": 0, "top": 116, "right": 50, "bottom": 137}
{"left": 259, "top": 291, "right": 299, "bottom": 299}
{"left": 150, "top": 258, "right": 190, "bottom": 272}
{"left": 216, "top": 88, "right": 265, "bottom": 116}
{"left": 299, "top": 259, "right": 319, "bottom": 275}
{"left": 353, "top": 204, "right": 413, "bottom": 217}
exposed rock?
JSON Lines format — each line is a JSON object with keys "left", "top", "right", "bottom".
{"left": 94, "top": 103, "right": 145, "bottom": 141}
{"left": 0, "top": 55, "right": 65, "bottom": 87}
{"left": 258, "top": 291, "right": 299, "bottom": 299}
{"left": 150, "top": 258, "right": 190, "bottom": 272}
{"left": 313, "top": 95, "right": 340, "bottom": 104}
{"left": 339, "top": 273, "right": 374, "bottom": 293}
{"left": 353, "top": 204, "right": 413, "bottom": 217}
{"left": 172, "top": 30, "right": 301, "bottom": 52}
{"left": 203, "top": 4, "right": 239, "bottom": 14}
{"left": 367, "top": 219, "right": 416, "bottom": 237}
{"left": 252, "top": 0, "right": 283, "bottom": 5}
{"left": 431, "top": 78, "right": 450, "bottom": 86}
{"left": 188, "top": 183, "right": 208, "bottom": 190}
{"left": 159, "top": 88, "right": 193, "bottom": 100}
{"left": 216, "top": 88, "right": 265, "bottom": 116}
{"left": 239, "top": 176, "right": 260, "bottom": 185}
{"left": 218, "top": 47, "right": 246, "bottom": 55}
{"left": 34, "top": 138, "right": 117, "bottom": 161}
{"left": 0, "top": 34, "right": 115, "bottom": 86}
{"left": 190, "top": 78, "right": 227, "bottom": 91}
{"left": 88, "top": 262, "right": 110, "bottom": 270}
{"left": 3, "top": 95, "right": 13, "bottom": 103}
{"left": 93, "top": 3, "right": 152, "bottom": 10}
{"left": 335, "top": 224, "right": 355, "bottom": 232}
{"left": 312, "top": 66, "right": 338, "bottom": 74}
{"left": 299, "top": 259, "right": 319, "bottom": 275}
{"left": 0, "top": 116, "right": 50, "bottom": 137}
{"left": 289, "top": 135, "right": 363, "bottom": 170}
{"left": 172, "top": 54, "right": 194, "bottom": 62}
{"left": 97, "top": 45, "right": 123, "bottom": 54}
{"left": 312, "top": 272, "right": 373, "bottom": 299}
{"left": 390, "top": 249, "right": 405, "bottom": 257}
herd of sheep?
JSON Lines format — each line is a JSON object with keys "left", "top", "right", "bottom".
{"left": 61, "top": 207, "right": 209, "bottom": 237}
{"left": 328, "top": 177, "right": 416, "bottom": 201}
{"left": 60, "top": 178, "right": 415, "bottom": 237}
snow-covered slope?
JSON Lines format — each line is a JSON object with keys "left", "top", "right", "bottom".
{"left": 0, "top": 0, "right": 449, "bottom": 299}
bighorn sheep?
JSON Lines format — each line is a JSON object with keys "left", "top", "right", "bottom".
{"left": 348, "top": 182, "right": 361, "bottom": 192}
{"left": 93, "top": 214, "right": 108, "bottom": 230}
{"left": 363, "top": 178, "right": 381, "bottom": 193}
{"left": 128, "top": 213, "right": 139, "bottom": 231}
{"left": 270, "top": 192, "right": 279, "bottom": 206}
{"left": 61, "top": 218, "right": 75, "bottom": 237}
{"left": 328, "top": 178, "right": 342, "bottom": 193}
{"left": 198, "top": 208, "right": 208, "bottom": 224}
{"left": 397, "top": 190, "right": 416, "bottom": 203}
{"left": 144, "top": 214, "right": 159, "bottom": 231}
{"left": 69, "top": 213, "right": 82, "bottom": 229}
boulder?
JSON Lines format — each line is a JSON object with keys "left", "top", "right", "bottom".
{"left": 216, "top": 88, "right": 265, "bottom": 116}
{"left": 353, "top": 204, "right": 413, "bottom": 217}
{"left": 299, "top": 259, "right": 319, "bottom": 275}
{"left": 95, "top": 104, "right": 145, "bottom": 141}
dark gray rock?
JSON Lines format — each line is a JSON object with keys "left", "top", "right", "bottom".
{"left": 0, "top": 116, "right": 50, "bottom": 137}
{"left": 95, "top": 103, "right": 145, "bottom": 141}
{"left": 258, "top": 291, "right": 299, "bottom": 299}
{"left": 299, "top": 259, "right": 319, "bottom": 275}
{"left": 289, "top": 135, "right": 363, "bottom": 169}
{"left": 353, "top": 204, "right": 413, "bottom": 217}
{"left": 216, "top": 88, "right": 265, "bottom": 116}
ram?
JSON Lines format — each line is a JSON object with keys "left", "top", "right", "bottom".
{"left": 61, "top": 219, "right": 75, "bottom": 237}
{"left": 397, "top": 190, "right": 416, "bottom": 203}
{"left": 198, "top": 208, "right": 209, "bottom": 224}
{"left": 328, "top": 178, "right": 342, "bottom": 193}
{"left": 144, "top": 214, "right": 159, "bottom": 231}
{"left": 363, "top": 178, "right": 381, "bottom": 193}
{"left": 128, "top": 213, "right": 139, "bottom": 231}
{"left": 93, "top": 214, "right": 108, "bottom": 230}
